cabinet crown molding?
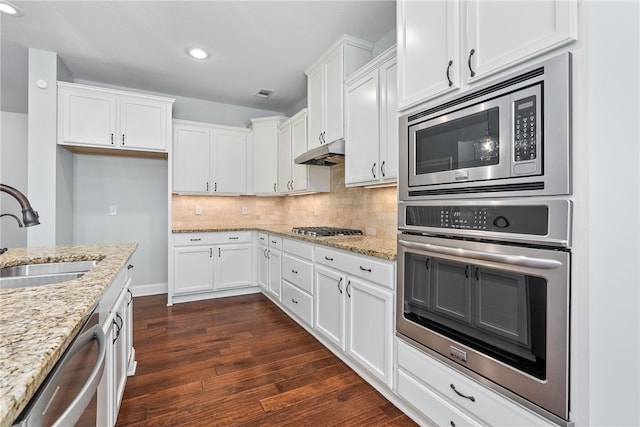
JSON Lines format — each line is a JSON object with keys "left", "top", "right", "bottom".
{"left": 57, "top": 81, "right": 175, "bottom": 104}
{"left": 304, "top": 34, "right": 375, "bottom": 76}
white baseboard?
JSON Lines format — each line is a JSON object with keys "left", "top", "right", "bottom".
{"left": 132, "top": 282, "right": 167, "bottom": 297}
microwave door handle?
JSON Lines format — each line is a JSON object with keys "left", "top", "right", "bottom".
{"left": 398, "top": 240, "right": 563, "bottom": 270}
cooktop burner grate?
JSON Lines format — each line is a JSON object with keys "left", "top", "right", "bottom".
{"left": 291, "top": 226, "right": 363, "bottom": 237}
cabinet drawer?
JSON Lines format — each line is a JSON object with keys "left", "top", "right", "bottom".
{"left": 282, "top": 254, "right": 313, "bottom": 294}
{"left": 174, "top": 231, "right": 252, "bottom": 246}
{"left": 397, "top": 370, "right": 481, "bottom": 427}
{"left": 281, "top": 281, "right": 313, "bottom": 327}
{"left": 283, "top": 238, "right": 313, "bottom": 260}
{"left": 315, "top": 246, "right": 394, "bottom": 288}
{"left": 257, "top": 232, "right": 268, "bottom": 245}
{"left": 397, "top": 339, "right": 554, "bottom": 426}
{"left": 268, "top": 235, "right": 283, "bottom": 250}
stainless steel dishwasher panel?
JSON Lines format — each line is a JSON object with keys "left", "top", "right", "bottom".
{"left": 13, "top": 308, "right": 106, "bottom": 427}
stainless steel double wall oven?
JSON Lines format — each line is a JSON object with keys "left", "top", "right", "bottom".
{"left": 396, "top": 53, "right": 572, "bottom": 424}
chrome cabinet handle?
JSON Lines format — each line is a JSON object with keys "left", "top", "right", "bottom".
{"left": 381, "top": 161, "right": 386, "bottom": 177}
{"left": 398, "top": 240, "right": 564, "bottom": 269}
{"left": 338, "top": 277, "right": 343, "bottom": 294}
{"left": 346, "top": 280, "right": 351, "bottom": 298}
{"left": 450, "top": 383, "right": 476, "bottom": 402}
{"left": 468, "top": 49, "right": 476, "bottom": 78}
{"left": 446, "top": 60, "right": 453, "bottom": 87}
{"left": 359, "top": 266, "right": 372, "bottom": 273}
{"left": 371, "top": 162, "right": 377, "bottom": 179}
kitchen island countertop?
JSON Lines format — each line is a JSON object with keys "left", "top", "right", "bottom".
{"left": 172, "top": 226, "right": 397, "bottom": 260}
{"left": 0, "top": 243, "right": 137, "bottom": 427}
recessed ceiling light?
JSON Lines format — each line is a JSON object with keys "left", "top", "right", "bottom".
{"left": 0, "top": 1, "right": 24, "bottom": 16}
{"left": 187, "top": 48, "right": 208, "bottom": 60}
{"left": 255, "top": 89, "right": 274, "bottom": 99}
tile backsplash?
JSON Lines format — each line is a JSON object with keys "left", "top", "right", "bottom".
{"left": 172, "top": 164, "right": 398, "bottom": 239}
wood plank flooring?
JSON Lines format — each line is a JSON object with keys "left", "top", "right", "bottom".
{"left": 116, "top": 293, "right": 417, "bottom": 426}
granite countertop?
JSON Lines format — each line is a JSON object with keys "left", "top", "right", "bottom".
{"left": 172, "top": 225, "right": 397, "bottom": 261}
{"left": 0, "top": 243, "right": 137, "bottom": 427}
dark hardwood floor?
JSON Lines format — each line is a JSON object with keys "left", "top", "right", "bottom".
{"left": 116, "top": 293, "right": 417, "bottom": 426}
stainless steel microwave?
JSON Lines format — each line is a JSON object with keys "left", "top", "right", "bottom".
{"left": 399, "top": 53, "right": 571, "bottom": 200}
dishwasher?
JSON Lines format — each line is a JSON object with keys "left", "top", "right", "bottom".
{"left": 12, "top": 307, "right": 106, "bottom": 427}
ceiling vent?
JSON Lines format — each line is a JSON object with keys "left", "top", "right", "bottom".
{"left": 255, "top": 88, "right": 274, "bottom": 99}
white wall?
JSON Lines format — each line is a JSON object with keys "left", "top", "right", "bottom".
{"left": 0, "top": 112, "right": 28, "bottom": 248}
{"left": 72, "top": 154, "right": 168, "bottom": 287}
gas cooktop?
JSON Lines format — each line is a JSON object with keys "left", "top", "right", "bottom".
{"left": 291, "top": 226, "right": 363, "bottom": 237}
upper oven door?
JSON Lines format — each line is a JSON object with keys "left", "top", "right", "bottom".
{"left": 408, "top": 95, "right": 512, "bottom": 187}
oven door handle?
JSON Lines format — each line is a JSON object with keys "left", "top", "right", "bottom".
{"left": 398, "top": 240, "right": 563, "bottom": 269}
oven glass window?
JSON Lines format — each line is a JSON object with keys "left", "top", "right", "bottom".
{"left": 404, "top": 253, "right": 547, "bottom": 379}
{"left": 415, "top": 107, "right": 500, "bottom": 174}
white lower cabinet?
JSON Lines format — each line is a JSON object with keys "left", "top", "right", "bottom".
{"left": 314, "top": 248, "right": 395, "bottom": 387}
{"left": 281, "top": 239, "right": 314, "bottom": 327}
{"left": 396, "top": 339, "right": 555, "bottom": 426}
{"left": 97, "top": 259, "right": 136, "bottom": 427}
{"left": 170, "top": 232, "right": 256, "bottom": 304}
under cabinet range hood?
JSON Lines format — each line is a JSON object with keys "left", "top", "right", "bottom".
{"left": 294, "top": 139, "right": 345, "bottom": 166}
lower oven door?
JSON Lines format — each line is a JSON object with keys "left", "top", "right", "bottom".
{"left": 397, "top": 232, "right": 570, "bottom": 420}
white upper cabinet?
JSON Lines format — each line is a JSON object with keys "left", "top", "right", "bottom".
{"left": 306, "top": 35, "right": 374, "bottom": 149}
{"left": 278, "top": 109, "right": 330, "bottom": 194}
{"left": 397, "top": 0, "right": 459, "bottom": 110}
{"left": 464, "top": 0, "right": 577, "bottom": 82}
{"left": 172, "top": 119, "right": 249, "bottom": 195}
{"left": 345, "top": 47, "right": 398, "bottom": 187}
{"left": 397, "top": 0, "right": 577, "bottom": 111}
{"left": 250, "top": 116, "right": 288, "bottom": 195}
{"left": 58, "top": 82, "right": 173, "bottom": 153}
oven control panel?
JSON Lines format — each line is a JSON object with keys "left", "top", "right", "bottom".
{"left": 405, "top": 205, "right": 548, "bottom": 235}
{"left": 514, "top": 95, "right": 537, "bottom": 162}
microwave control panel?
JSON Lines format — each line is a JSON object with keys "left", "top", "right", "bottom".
{"left": 514, "top": 95, "right": 537, "bottom": 162}
{"left": 405, "top": 205, "right": 548, "bottom": 235}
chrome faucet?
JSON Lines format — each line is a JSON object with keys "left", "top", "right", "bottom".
{"left": 1, "top": 184, "right": 40, "bottom": 254}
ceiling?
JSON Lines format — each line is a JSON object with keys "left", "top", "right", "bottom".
{"left": 0, "top": 1, "right": 396, "bottom": 115}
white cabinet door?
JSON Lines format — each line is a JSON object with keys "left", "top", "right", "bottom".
{"left": 216, "top": 244, "right": 253, "bottom": 290}
{"left": 119, "top": 95, "right": 168, "bottom": 151}
{"left": 306, "top": 64, "right": 324, "bottom": 150}
{"left": 268, "top": 248, "right": 282, "bottom": 300}
{"left": 464, "top": 0, "right": 576, "bottom": 82}
{"left": 379, "top": 57, "right": 398, "bottom": 182}
{"left": 173, "top": 124, "right": 211, "bottom": 194}
{"left": 346, "top": 277, "right": 394, "bottom": 387}
{"left": 252, "top": 117, "right": 287, "bottom": 194}
{"left": 277, "top": 125, "right": 292, "bottom": 193}
{"left": 173, "top": 246, "right": 214, "bottom": 294}
{"left": 212, "top": 128, "right": 248, "bottom": 194}
{"left": 290, "top": 112, "right": 310, "bottom": 192}
{"left": 257, "top": 244, "right": 269, "bottom": 291}
{"left": 345, "top": 70, "right": 380, "bottom": 185}
{"left": 314, "top": 265, "right": 346, "bottom": 350}
{"left": 59, "top": 86, "right": 118, "bottom": 147}
{"left": 397, "top": 0, "right": 459, "bottom": 110}
{"left": 323, "top": 46, "right": 344, "bottom": 144}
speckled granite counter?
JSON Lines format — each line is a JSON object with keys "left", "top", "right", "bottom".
{"left": 172, "top": 226, "right": 397, "bottom": 260}
{"left": 0, "top": 243, "right": 137, "bottom": 427}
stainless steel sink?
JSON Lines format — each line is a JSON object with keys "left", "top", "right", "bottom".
{"left": 0, "top": 260, "right": 99, "bottom": 290}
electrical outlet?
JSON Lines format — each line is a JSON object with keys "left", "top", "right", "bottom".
{"left": 109, "top": 205, "right": 117, "bottom": 216}
{"left": 195, "top": 205, "right": 202, "bottom": 215}
{"left": 242, "top": 206, "right": 248, "bottom": 215}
